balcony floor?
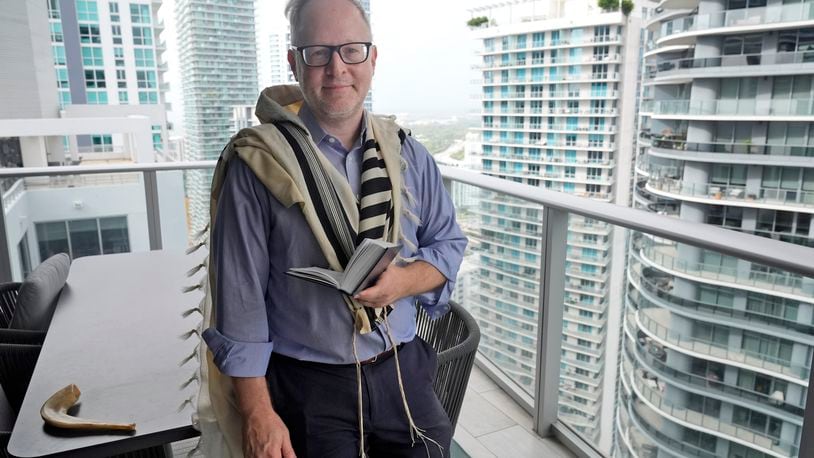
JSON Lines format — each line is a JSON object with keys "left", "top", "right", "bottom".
{"left": 169, "top": 366, "right": 574, "bottom": 458}
{"left": 454, "top": 366, "right": 576, "bottom": 458}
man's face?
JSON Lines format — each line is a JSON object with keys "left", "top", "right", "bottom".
{"left": 288, "top": 0, "right": 376, "bottom": 124}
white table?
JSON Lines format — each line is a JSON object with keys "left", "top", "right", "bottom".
{"left": 8, "top": 250, "right": 204, "bottom": 457}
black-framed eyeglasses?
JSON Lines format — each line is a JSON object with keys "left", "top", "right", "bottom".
{"left": 292, "top": 42, "right": 373, "bottom": 67}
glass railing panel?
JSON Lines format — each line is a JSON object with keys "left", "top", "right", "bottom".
{"left": 1, "top": 172, "right": 149, "bottom": 281}
{"left": 155, "top": 169, "right": 209, "bottom": 250}
{"left": 624, "top": 229, "right": 814, "bottom": 458}
{"left": 449, "top": 182, "right": 542, "bottom": 398}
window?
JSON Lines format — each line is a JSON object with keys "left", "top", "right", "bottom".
{"left": 116, "top": 69, "right": 127, "bottom": 88}
{"left": 741, "top": 331, "right": 793, "bottom": 363}
{"left": 49, "top": 22, "right": 63, "bottom": 43}
{"left": 36, "top": 217, "right": 129, "bottom": 261}
{"left": 59, "top": 91, "right": 71, "bottom": 107}
{"left": 777, "top": 28, "right": 814, "bottom": 53}
{"left": 138, "top": 91, "right": 158, "bottom": 104}
{"left": 48, "top": 0, "right": 60, "bottom": 19}
{"left": 722, "top": 34, "right": 763, "bottom": 55}
{"left": 79, "top": 24, "right": 101, "bottom": 43}
{"left": 130, "top": 3, "right": 151, "bottom": 24}
{"left": 732, "top": 406, "right": 783, "bottom": 439}
{"left": 114, "top": 47, "right": 125, "bottom": 67}
{"left": 55, "top": 68, "right": 69, "bottom": 89}
{"left": 692, "top": 321, "right": 729, "bottom": 346}
{"left": 111, "top": 25, "right": 122, "bottom": 44}
{"left": 84, "top": 70, "right": 106, "bottom": 89}
{"left": 134, "top": 48, "right": 155, "bottom": 68}
{"left": 76, "top": 0, "right": 99, "bottom": 22}
{"left": 710, "top": 164, "right": 747, "bottom": 186}
{"left": 52, "top": 45, "right": 66, "bottom": 65}
{"left": 118, "top": 90, "right": 129, "bottom": 103}
{"left": 132, "top": 27, "right": 153, "bottom": 45}
{"left": 136, "top": 70, "right": 157, "bottom": 89}
{"left": 86, "top": 90, "right": 108, "bottom": 104}
{"left": 109, "top": 1, "right": 119, "bottom": 21}
{"left": 81, "top": 46, "right": 104, "bottom": 66}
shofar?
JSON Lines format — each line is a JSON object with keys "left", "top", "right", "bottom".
{"left": 40, "top": 384, "right": 136, "bottom": 431}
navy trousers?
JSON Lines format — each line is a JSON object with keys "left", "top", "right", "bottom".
{"left": 266, "top": 337, "right": 452, "bottom": 458}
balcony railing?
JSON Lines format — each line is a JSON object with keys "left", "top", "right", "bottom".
{"left": 630, "top": 366, "right": 798, "bottom": 457}
{"left": 649, "top": 137, "right": 814, "bottom": 157}
{"left": 632, "top": 306, "right": 811, "bottom": 381}
{"left": 646, "top": 177, "right": 814, "bottom": 210}
{"left": 1, "top": 163, "right": 814, "bottom": 458}
{"left": 643, "top": 99, "right": 814, "bottom": 118}
{"left": 647, "top": 50, "right": 814, "bottom": 78}
{"left": 656, "top": 2, "right": 814, "bottom": 42}
{"left": 623, "top": 334, "right": 806, "bottom": 418}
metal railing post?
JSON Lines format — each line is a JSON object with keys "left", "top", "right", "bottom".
{"left": 0, "top": 197, "right": 12, "bottom": 282}
{"left": 143, "top": 171, "right": 163, "bottom": 251}
{"left": 533, "top": 207, "right": 568, "bottom": 436}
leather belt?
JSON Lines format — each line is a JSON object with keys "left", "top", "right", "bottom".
{"left": 359, "top": 343, "right": 403, "bottom": 366}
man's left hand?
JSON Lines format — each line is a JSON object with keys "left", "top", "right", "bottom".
{"left": 353, "top": 261, "right": 446, "bottom": 308}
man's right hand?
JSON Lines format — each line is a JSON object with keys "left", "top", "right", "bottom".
{"left": 233, "top": 376, "right": 297, "bottom": 458}
{"left": 241, "top": 408, "right": 296, "bottom": 458}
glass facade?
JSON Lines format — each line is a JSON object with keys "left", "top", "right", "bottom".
{"left": 619, "top": 1, "right": 814, "bottom": 457}
{"left": 473, "top": 16, "right": 631, "bottom": 448}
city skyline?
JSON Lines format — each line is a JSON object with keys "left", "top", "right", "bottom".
{"left": 2, "top": 1, "right": 814, "bottom": 457}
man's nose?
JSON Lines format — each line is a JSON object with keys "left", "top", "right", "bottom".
{"left": 325, "top": 49, "right": 347, "bottom": 74}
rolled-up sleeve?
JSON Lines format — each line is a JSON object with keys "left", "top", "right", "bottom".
{"left": 407, "top": 139, "right": 468, "bottom": 318}
{"left": 203, "top": 158, "right": 274, "bottom": 377}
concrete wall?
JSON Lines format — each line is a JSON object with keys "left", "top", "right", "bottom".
{"left": 0, "top": 0, "right": 60, "bottom": 119}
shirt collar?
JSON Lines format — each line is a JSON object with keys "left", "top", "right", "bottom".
{"left": 298, "top": 103, "right": 368, "bottom": 151}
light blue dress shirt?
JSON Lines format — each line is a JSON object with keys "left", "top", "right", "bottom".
{"left": 202, "top": 106, "right": 468, "bottom": 377}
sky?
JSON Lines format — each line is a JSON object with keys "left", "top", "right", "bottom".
{"left": 258, "top": 0, "right": 481, "bottom": 117}
{"left": 162, "top": 0, "right": 483, "bottom": 129}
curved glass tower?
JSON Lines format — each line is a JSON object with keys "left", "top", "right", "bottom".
{"left": 618, "top": 1, "right": 814, "bottom": 457}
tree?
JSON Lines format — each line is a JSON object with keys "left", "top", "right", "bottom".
{"left": 467, "top": 16, "right": 489, "bottom": 28}
{"left": 597, "top": 0, "right": 618, "bottom": 11}
{"left": 597, "top": 0, "right": 634, "bottom": 16}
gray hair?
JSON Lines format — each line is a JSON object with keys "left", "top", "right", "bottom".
{"left": 285, "top": 0, "right": 371, "bottom": 45}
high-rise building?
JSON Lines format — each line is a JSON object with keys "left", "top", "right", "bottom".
{"left": 46, "top": 0, "right": 169, "bottom": 154}
{"left": 0, "top": 0, "right": 186, "bottom": 280}
{"left": 618, "top": 1, "right": 814, "bottom": 457}
{"left": 469, "top": 0, "right": 642, "bottom": 449}
{"left": 175, "top": 0, "right": 258, "bottom": 232}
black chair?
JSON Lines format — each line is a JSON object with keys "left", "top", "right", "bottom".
{"left": 415, "top": 300, "right": 480, "bottom": 434}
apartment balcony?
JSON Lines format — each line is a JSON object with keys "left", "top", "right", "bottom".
{"left": 648, "top": 137, "right": 814, "bottom": 165}
{"left": 622, "top": 333, "right": 806, "bottom": 420}
{"left": 477, "top": 35, "right": 622, "bottom": 56}
{"left": 646, "top": 50, "right": 814, "bottom": 83}
{"left": 654, "top": 2, "right": 814, "bottom": 47}
{"left": 1, "top": 163, "right": 813, "bottom": 458}
{"left": 628, "top": 257, "right": 814, "bottom": 338}
{"left": 628, "top": 362, "right": 799, "bottom": 457}
{"left": 642, "top": 99, "right": 814, "bottom": 121}
{"left": 645, "top": 177, "right": 814, "bottom": 213}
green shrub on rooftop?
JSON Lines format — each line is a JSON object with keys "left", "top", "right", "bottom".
{"left": 467, "top": 16, "right": 489, "bottom": 28}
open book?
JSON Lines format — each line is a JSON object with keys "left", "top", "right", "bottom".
{"left": 286, "top": 239, "right": 401, "bottom": 295}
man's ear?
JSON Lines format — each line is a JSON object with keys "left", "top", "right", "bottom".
{"left": 287, "top": 49, "right": 298, "bottom": 81}
{"left": 369, "top": 45, "right": 377, "bottom": 74}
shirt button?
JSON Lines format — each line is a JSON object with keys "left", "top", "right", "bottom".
{"left": 328, "top": 138, "right": 336, "bottom": 144}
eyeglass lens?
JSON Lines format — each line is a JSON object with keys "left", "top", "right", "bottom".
{"left": 303, "top": 43, "right": 369, "bottom": 66}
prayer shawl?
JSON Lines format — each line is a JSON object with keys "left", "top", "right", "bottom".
{"left": 194, "top": 86, "right": 434, "bottom": 457}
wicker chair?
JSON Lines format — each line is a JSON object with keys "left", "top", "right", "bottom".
{"left": 415, "top": 300, "right": 480, "bottom": 434}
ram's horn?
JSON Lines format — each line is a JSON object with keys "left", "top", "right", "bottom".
{"left": 40, "top": 384, "right": 136, "bottom": 431}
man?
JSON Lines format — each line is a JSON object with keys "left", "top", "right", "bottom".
{"left": 201, "top": 0, "right": 467, "bottom": 457}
